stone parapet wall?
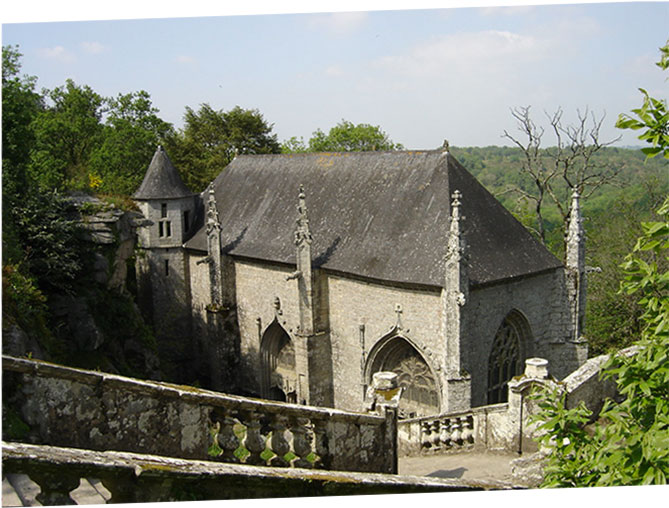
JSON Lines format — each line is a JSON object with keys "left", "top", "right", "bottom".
{"left": 2, "top": 442, "right": 505, "bottom": 504}
{"left": 562, "top": 346, "right": 637, "bottom": 419}
{"left": 3, "top": 355, "right": 396, "bottom": 474}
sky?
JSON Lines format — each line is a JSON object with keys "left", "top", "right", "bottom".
{"left": 2, "top": 1, "right": 668, "bottom": 149}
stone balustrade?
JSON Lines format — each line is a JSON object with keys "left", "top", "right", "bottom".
{"left": 2, "top": 441, "right": 499, "bottom": 505}
{"left": 418, "top": 412, "right": 476, "bottom": 452}
{"left": 2, "top": 355, "right": 396, "bottom": 474}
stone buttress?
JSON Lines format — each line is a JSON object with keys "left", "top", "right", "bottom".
{"left": 287, "top": 186, "right": 334, "bottom": 406}
{"left": 195, "top": 187, "right": 240, "bottom": 391}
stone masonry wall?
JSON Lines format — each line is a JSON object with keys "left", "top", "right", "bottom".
{"left": 464, "top": 269, "right": 573, "bottom": 407}
{"left": 326, "top": 274, "right": 444, "bottom": 412}
{"left": 234, "top": 259, "right": 302, "bottom": 396}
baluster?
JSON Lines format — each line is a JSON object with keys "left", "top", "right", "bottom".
{"left": 461, "top": 415, "right": 474, "bottom": 444}
{"left": 430, "top": 420, "right": 441, "bottom": 449}
{"left": 421, "top": 420, "right": 432, "bottom": 449}
{"left": 312, "top": 418, "right": 330, "bottom": 470}
{"left": 30, "top": 470, "right": 80, "bottom": 506}
{"left": 440, "top": 418, "right": 452, "bottom": 448}
{"left": 242, "top": 411, "right": 267, "bottom": 465}
{"left": 290, "top": 417, "right": 314, "bottom": 469}
{"left": 217, "top": 410, "right": 241, "bottom": 463}
{"left": 269, "top": 414, "right": 290, "bottom": 467}
{"left": 451, "top": 417, "right": 462, "bottom": 446}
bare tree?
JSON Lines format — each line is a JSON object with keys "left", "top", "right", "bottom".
{"left": 503, "top": 106, "right": 621, "bottom": 247}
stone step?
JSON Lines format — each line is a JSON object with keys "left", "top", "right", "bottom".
{"left": 2, "top": 477, "right": 24, "bottom": 507}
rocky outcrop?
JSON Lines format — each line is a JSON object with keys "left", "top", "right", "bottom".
{"left": 3, "top": 194, "right": 162, "bottom": 381}
{"left": 72, "top": 195, "right": 146, "bottom": 293}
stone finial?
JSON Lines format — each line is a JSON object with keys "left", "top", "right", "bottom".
{"left": 294, "top": 184, "right": 313, "bottom": 247}
{"left": 366, "top": 371, "right": 403, "bottom": 414}
{"left": 394, "top": 303, "right": 403, "bottom": 330}
{"left": 445, "top": 190, "right": 465, "bottom": 262}
{"left": 442, "top": 139, "right": 450, "bottom": 152}
{"left": 524, "top": 358, "right": 549, "bottom": 379}
{"left": 566, "top": 189, "right": 583, "bottom": 262}
{"left": 205, "top": 187, "right": 221, "bottom": 236}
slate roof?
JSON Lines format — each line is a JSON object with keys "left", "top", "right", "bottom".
{"left": 184, "top": 150, "right": 563, "bottom": 288}
{"left": 134, "top": 146, "right": 194, "bottom": 200}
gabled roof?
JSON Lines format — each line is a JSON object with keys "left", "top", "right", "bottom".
{"left": 185, "top": 150, "right": 562, "bottom": 288}
{"left": 134, "top": 146, "right": 193, "bottom": 200}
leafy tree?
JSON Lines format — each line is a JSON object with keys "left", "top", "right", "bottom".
{"left": 8, "top": 190, "right": 84, "bottom": 293}
{"left": 2, "top": 45, "right": 44, "bottom": 265}
{"left": 2, "top": 45, "right": 43, "bottom": 194}
{"left": 531, "top": 42, "right": 669, "bottom": 487}
{"left": 532, "top": 196, "right": 669, "bottom": 487}
{"left": 165, "top": 104, "right": 281, "bottom": 192}
{"left": 280, "top": 136, "right": 308, "bottom": 153}
{"left": 306, "top": 119, "right": 403, "bottom": 152}
{"left": 89, "top": 91, "right": 173, "bottom": 195}
{"left": 28, "top": 79, "right": 105, "bottom": 190}
{"left": 616, "top": 40, "right": 669, "bottom": 159}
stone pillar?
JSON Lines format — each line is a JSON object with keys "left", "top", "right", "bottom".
{"left": 367, "top": 371, "right": 401, "bottom": 474}
{"left": 508, "top": 358, "right": 559, "bottom": 455}
{"left": 565, "top": 189, "right": 587, "bottom": 343}
{"left": 205, "top": 187, "right": 223, "bottom": 307}
{"left": 441, "top": 190, "right": 471, "bottom": 412}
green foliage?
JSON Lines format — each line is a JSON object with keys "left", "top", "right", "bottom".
{"left": 89, "top": 91, "right": 174, "bottom": 195}
{"left": 8, "top": 191, "right": 83, "bottom": 293}
{"left": 531, "top": 197, "right": 669, "bottom": 487}
{"left": 29, "top": 79, "right": 105, "bottom": 190}
{"left": 2, "top": 404, "right": 31, "bottom": 441}
{"left": 165, "top": 104, "right": 281, "bottom": 192}
{"left": 2, "top": 45, "right": 43, "bottom": 195}
{"left": 305, "top": 119, "right": 403, "bottom": 152}
{"left": 280, "top": 136, "right": 308, "bottom": 153}
{"left": 2, "top": 264, "right": 50, "bottom": 335}
{"left": 616, "top": 40, "right": 669, "bottom": 160}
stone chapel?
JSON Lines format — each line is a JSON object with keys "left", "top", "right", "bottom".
{"left": 133, "top": 146, "right": 588, "bottom": 418}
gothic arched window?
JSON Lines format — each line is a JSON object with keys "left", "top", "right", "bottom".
{"left": 368, "top": 337, "right": 439, "bottom": 418}
{"left": 487, "top": 311, "right": 531, "bottom": 404}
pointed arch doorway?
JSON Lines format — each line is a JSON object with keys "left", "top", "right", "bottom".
{"left": 487, "top": 310, "right": 532, "bottom": 404}
{"left": 260, "top": 321, "right": 297, "bottom": 403}
{"left": 366, "top": 335, "right": 440, "bottom": 418}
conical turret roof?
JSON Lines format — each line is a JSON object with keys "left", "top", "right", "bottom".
{"left": 134, "top": 146, "right": 193, "bottom": 200}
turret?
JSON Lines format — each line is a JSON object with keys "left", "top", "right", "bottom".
{"left": 134, "top": 145, "right": 196, "bottom": 249}
{"left": 133, "top": 145, "right": 197, "bottom": 382}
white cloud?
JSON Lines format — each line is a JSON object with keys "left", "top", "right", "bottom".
{"left": 80, "top": 41, "right": 106, "bottom": 54}
{"left": 307, "top": 11, "right": 368, "bottom": 36}
{"left": 478, "top": 6, "right": 535, "bottom": 17}
{"left": 37, "top": 45, "right": 75, "bottom": 63}
{"left": 176, "top": 55, "right": 195, "bottom": 64}
{"left": 325, "top": 65, "right": 344, "bottom": 77}
{"left": 373, "top": 30, "right": 544, "bottom": 79}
